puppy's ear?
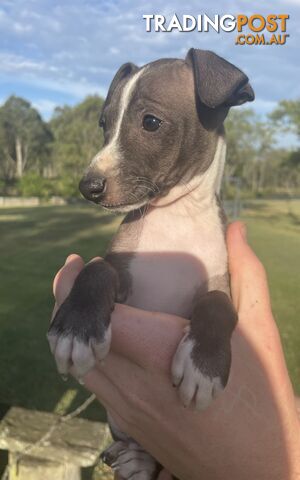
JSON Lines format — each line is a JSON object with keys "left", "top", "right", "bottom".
{"left": 100, "top": 63, "right": 139, "bottom": 122}
{"left": 106, "top": 63, "right": 139, "bottom": 102}
{"left": 186, "top": 48, "right": 254, "bottom": 109}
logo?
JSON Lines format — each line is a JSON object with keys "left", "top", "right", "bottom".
{"left": 142, "top": 14, "right": 290, "bottom": 46}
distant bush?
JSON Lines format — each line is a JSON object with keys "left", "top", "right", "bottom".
{"left": 55, "top": 175, "right": 81, "bottom": 198}
{"left": 18, "top": 173, "right": 55, "bottom": 199}
{"left": 17, "top": 173, "right": 82, "bottom": 199}
{"left": 222, "top": 183, "right": 256, "bottom": 201}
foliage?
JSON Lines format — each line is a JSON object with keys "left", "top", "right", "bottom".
{"left": 226, "top": 109, "right": 275, "bottom": 190}
{"left": 55, "top": 175, "right": 82, "bottom": 198}
{"left": 50, "top": 95, "right": 104, "bottom": 177}
{"left": 270, "top": 99, "right": 300, "bottom": 137}
{"left": 0, "top": 96, "right": 53, "bottom": 180}
{"left": 225, "top": 107, "right": 300, "bottom": 196}
{"left": 18, "top": 173, "right": 55, "bottom": 199}
{"left": 17, "top": 173, "right": 83, "bottom": 199}
{"left": 0, "top": 94, "right": 299, "bottom": 199}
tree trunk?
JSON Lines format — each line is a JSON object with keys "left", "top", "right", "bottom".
{"left": 258, "top": 160, "right": 265, "bottom": 192}
{"left": 251, "top": 164, "right": 258, "bottom": 193}
{"left": 15, "top": 137, "right": 23, "bottom": 178}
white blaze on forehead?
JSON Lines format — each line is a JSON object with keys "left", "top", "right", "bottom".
{"left": 112, "top": 66, "right": 146, "bottom": 144}
{"left": 92, "top": 67, "right": 146, "bottom": 171}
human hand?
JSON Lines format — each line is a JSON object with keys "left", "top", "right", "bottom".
{"left": 52, "top": 222, "right": 300, "bottom": 480}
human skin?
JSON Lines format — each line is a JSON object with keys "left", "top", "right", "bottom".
{"left": 52, "top": 222, "right": 300, "bottom": 480}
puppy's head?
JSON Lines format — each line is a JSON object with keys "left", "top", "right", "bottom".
{"left": 79, "top": 49, "right": 254, "bottom": 211}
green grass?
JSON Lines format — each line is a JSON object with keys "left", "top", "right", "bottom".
{"left": 0, "top": 204, "right": 122, "bottom": 422}
{"left": 0, "top": 198, "right": 299, "bottom": 420}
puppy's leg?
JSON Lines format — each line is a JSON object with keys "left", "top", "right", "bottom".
{"left": 102, "top": 415, "right": 160, "bottom": 480}
{"left": 102, "top": 440, "right": 160, "bottom": 480}
{"left": 172, "top": 290, "right": 238, "bottom": 411}
{"left": 47, "top": 259, "right": 118, "bottom": 379}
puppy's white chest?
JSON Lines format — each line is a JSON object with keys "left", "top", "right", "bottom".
{"left": 125, "top": 203, "right": 227, "bottom": 318}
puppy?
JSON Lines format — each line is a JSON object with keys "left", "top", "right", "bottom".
{"left": 48, "top": 48, "right": 254, "bottom": 479}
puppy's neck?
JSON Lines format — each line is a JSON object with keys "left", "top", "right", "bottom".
{"left": 149, "top": 135, "right": 226, "bottom": 217}
{"left": 114, "top": 135, "right": 227, "bottom": 255}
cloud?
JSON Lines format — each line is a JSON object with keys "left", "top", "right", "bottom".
{"left": 0, "top": 53, "right": 58, "bottom": 73}
{"left": 0, "top": 0, "right": 298, "bottom": 121}
{"left": 0, "top": 51, "right": 106, "bottom": 100}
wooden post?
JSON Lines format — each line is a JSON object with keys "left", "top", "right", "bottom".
{"left": 0, "top": 407, "right": 109, "bottom": 480}
{"left": 8, "top": 454, "right": 80, "bottom": 480}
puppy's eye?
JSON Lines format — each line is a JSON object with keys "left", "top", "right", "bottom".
{"left": 142, "top": 114, "right": 162, "bottom": 132}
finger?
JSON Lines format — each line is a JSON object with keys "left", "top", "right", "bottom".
{"left": 82, "top": 364, "right": 129, "bottom": 416}
{"left": 227, "top": 223, "right": 292, "bottom": 391}
{"left": 110, "top": 304, "right": 187, "bottom": 371}
{"left": 226, "top": 222, "right": 272, "bottom": 318}
{"left": 53, "top": 254, "right": 85, "bottom": 306}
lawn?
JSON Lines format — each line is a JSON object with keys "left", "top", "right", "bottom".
{"left": 0, "top": 199, "right": 299, "bottom": 476}
{"left": 0, "top": 203, "right": 125, "bottom": 418}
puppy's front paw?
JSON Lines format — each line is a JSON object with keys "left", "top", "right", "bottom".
{"left": 47, "top": 297, "right": 112, "bottom": 379}
{"left": 171, "top": 329, "right": 230, "bottom": 411}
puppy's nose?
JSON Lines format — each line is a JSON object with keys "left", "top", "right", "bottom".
{"left": 79, "top": 175, "right": 106, "bottom": 203}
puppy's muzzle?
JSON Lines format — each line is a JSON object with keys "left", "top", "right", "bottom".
{"left": 79, "top": 174, "right": 106, "bottom": 203}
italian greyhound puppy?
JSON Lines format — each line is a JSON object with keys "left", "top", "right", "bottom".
{"left": 48, "top": 48, "right": 254, "bottom": 479}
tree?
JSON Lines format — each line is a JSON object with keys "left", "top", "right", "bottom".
{"left": 279, "top": 149, "right": 300, "bottom": 193}
{"left": 269, "top": 100, "right": 300, "bottom": 194}
{"left": 270, "top": 99, "right": 300, "bottom": 138}
{"left": 50, "top": 95, "right": 104, "bottom": 178}
{"left": 0, "top": 93, "right": 298, "bottom": 198}
{"left": 225, "top": 109, "right": 276, "bottom": 194}
{"left": 0, "top": 96, "right": 52, "bottom": 180}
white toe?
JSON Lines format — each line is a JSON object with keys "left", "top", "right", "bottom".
{"left": 47, "top": 333, "right": 58, "bottom": 355}
{"left": 54, "top": 335, "right": 72, "bottom": 375}
{"left": 195, "top": 373, "right": 214, "bottom": 411}
{"left": 72, "top": 339, "right": 95, "bottom": 377}
{"left": 172, "top": 334, "right": 224, "bottom": 411}
{"left": 171, "top": 331, "right": 190, "bottom": 386}
{"left": 92, "top": 324, "right": 112, "bottom": 361}
{"left": 178, "top": 365, "right": 197, "bottom": 407}
{"left": 212, "top": 376, "right": 224, "bottom": 398}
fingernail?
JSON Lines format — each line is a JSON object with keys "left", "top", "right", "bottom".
{"left": 240, "top": 223, "right": 247, "bottom": 241}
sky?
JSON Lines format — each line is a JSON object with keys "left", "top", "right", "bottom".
{"left": 0, "top": 0, "right": 299, "bottom": 126}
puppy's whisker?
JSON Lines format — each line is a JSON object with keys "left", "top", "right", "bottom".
{"left": 181, "top": 179, "right": 193, "bottom": 195}
{"left": 127, "top": 191, "right": 145, "bottom": 223}
{"left": 127, "top": 175, "right": 160, "bottom": 195}
{"left": 135, "top": 184, "right": 155, "bottom": 195}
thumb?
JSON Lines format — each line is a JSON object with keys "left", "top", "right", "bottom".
{"left": 51, "top": 255, "right": 85, "bottom": 323}
{"left": 226, "top": 221, "right": 272, "bottom": 323}
{"left": 53, "top": 254, "right": 85, "bottom": 306}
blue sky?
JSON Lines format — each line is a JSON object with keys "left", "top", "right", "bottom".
{"left": 0, "top": 0, "right": 299, "bottom": 125}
